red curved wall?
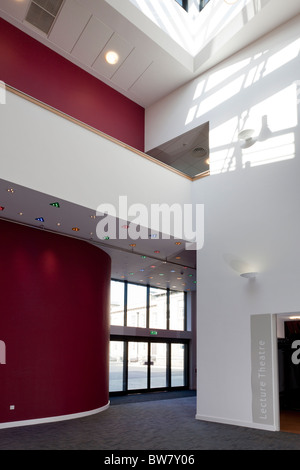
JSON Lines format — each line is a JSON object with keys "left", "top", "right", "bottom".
{"left": 0, "top": 219, "right": 111, "bottom": 425}
{"left": 0, "top": 18, "right": 145, "bottom": 151}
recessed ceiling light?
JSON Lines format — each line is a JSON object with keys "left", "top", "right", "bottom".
{"left": 18, "top": 212, "right": 23, "bottom": 216}
{"left": 105, "top": 50, "right": 119, "bottom": 65}
{"left": 56, "top": 222, "right": 61, "bottom": 226}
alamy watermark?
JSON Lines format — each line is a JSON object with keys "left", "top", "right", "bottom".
{"left": 291, "top": 340, "right": 300, "bottom": 364}
{"left": 96, "top": 196, "right": 204, "bottom": 250}
{"left": 0, "top": 340, "right": 6, "bottom": 365}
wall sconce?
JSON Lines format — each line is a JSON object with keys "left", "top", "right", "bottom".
{"left": 240, "top": 272, "right": 258, "bottom": 279}
{"left": 238, "top": 129, "right": 256, "bottom": 149}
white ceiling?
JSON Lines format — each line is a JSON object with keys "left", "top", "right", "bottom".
{"left": 1, "top": 0, "right": 300, "bottom": 108}
{"left": 1, "top": 0, "right": 300, "bottom": 291}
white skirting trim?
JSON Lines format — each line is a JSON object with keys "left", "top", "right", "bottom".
{"left": 0, "top": 401, "right": 110, "bottom": 429}
{"left": 195, "top": 413, "right": 279, "bottom": 432}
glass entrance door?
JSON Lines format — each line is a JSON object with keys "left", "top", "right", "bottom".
{"left": 128, "top": 341, "right": 148, "bottom": 390}
{"left": 150, "top": 342, "right": 167, "bottom": 388}
{"left": 109, "top": 338, "right": 188, "bottom": 394}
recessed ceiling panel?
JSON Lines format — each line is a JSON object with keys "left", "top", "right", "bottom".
{"left": 48, "top": 0, "right": 91, "bottom": 51}
{"left": 147, "top": 122, "right": 209, "bottom": 178}
{"left": 129, "top": 59, "right": 190, "bottom": 107}
{"left": 111, "top": 48, "right": 152, "bottom": 91}
{"left": 92, "top": 32, "right": 133, "bottom": 79}
{"left": 0, "top": 0, "right": 30, "bottom": 22}
{"left": 71, "top": 15, "right": 114, "bottom": 66}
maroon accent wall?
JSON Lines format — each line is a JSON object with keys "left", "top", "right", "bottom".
{"left": 0, "top": 18, "right": 145, "bottom": 151}
{"left": 0, "top": 219, "right": 111, "bottom": 425}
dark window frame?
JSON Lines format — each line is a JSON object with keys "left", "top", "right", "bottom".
{"left": 111, "top": 279, "right": 187, "bottom": 332}
{"left": 175, "top": 0, "right": 188, "bottom": 11}
{"left": 199, "top": 0, "right": 211, "bottom": 11}
{"left": 109, "top": 336, "right": 189, "bottom": 395}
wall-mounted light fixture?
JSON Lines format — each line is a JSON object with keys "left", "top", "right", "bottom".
{"left": 240, "top": 272, "right": 258, "bottom": 279}
{"left": 238, "top": 129, "right": 256, "bottom": 149}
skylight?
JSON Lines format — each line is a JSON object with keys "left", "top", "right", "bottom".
{"left": 174, "top": 0, "right": 210, "bottom": 12}
{"left": 174, "top": 0, "right": 188, "bottom": 11}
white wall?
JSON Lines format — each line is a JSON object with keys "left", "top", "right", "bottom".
{"left": 1, "top": 89, "right": 192, "bottom": 237}
{"left": 145, "top": 14, "right": 300, "bottom": 429}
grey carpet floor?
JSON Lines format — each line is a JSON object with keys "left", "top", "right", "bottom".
{"left": 0, "top": 392, "right": 300, "bottom": 450}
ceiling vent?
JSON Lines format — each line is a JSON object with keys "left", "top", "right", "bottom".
{"left": 192, "top": 147, "right": 207, "bottom": 158}
{"left": 25, "top": 0, "right": 64, "bottom": 35}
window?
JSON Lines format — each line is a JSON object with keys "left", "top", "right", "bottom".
{"left": 171, "top": 343, "right": 186, "bottom": 387}
{"left": 128, "top": 341, "right": 148, "bottom": 390}
{"left": 109, "top": 341, "right": 124, "bottom": 392}
{"left": 109, "top": 338, "right": 188, "bottom": 393}
{"left": 174, "top": 0, "right": 188, "bottom": 11}
{"left": 150, "top": 342, "right": 167, "bottom": 388}
{"left": 127, "top": 283, "right": 147, "bottom": 328}
{"left": 109, "top": 281, "right": 189, "bottom": 394}
{"left": 110, "top": 280, "right": 187, "bottom": 332}
{"left": 110, "top": 280, "right": 125, "bottom": 326}
{"left": 149, "top": 287, "right": 167, "bottom": 330}
{"left": 169, "top": 290, "right": 185, "bottom": 331}
{"left": 199, "top": 0, "right": 210, "bottom": 11}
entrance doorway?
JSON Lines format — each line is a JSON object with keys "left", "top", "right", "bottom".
{"left": 109, "top": 338, "right": 188, "bottom": 394}
{"left": 277, "top": 314, "right": 300, "bottom": 433}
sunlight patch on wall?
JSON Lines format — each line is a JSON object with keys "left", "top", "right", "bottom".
{"left": 263, "top": 38, "right": 300, "bottom": 79}
{"left": 205, "top": 58, "right": 251, "bottom": 93}
{"left": 242, "top": 133, "right": 295, "bottom": 169}
{"left": 197, "top": 75, "right": 245, "bottom": 116}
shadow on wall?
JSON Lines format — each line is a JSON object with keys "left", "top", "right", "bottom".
{"left": 184, "top": 27, "right": 300, "bottom": 175}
